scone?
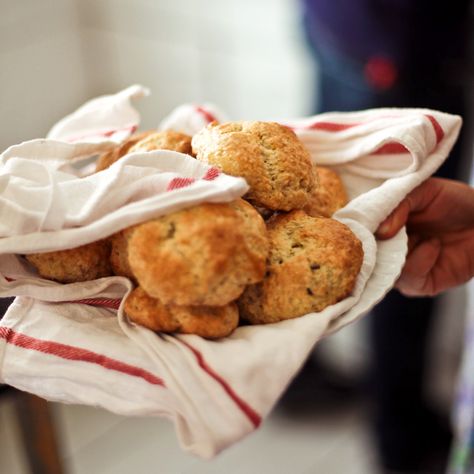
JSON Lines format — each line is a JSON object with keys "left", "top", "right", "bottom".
{"left": 95, "top": 130, "right": 154, "bottom": 172}
{"left": 109, "top": 228, "right": 137, "bottom": 281}
{"left": 192, "top": 121, "right": 316, "bottom": 211}
{"left": 124, "top": 286, "right": 239, "bottom": 339}
{"left": 128, "top": 130, "right": 193, "bottom": 155}
{"left": 26, "top": 240, "right": 112, "bottom": 283}
{"left": 110, "top": 199, "right": 268, "bottom": 284}
{"left": 303, "top": 166, "right": 348, "bottom": 217}
{"left": 228, "top": 198, "right": 269, "bottom": 276}
{"left": 238, "top": 210, "right": 363, "bottom": 324}
{"left": 127, "top": 200, "right": 269, "bottom": 306}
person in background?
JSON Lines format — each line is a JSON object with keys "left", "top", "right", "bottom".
{"left": 296, "top": 1, "right": 473, "bottom": 472}
{"left": 376, "top": 176, "right": 474, "bottom": 473}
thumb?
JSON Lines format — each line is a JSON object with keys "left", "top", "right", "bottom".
{"left": 376, "top": 198, "right": 411, "bottom": 239}
{"left": 376, "top": 179, "right": 440, "bottom": 240}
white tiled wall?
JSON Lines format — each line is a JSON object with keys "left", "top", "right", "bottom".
{"left": 0, "top": 0, "right": 88, "bottom": 151}
{"left": 1, "top": 0, "right": 315, "bottom": 151}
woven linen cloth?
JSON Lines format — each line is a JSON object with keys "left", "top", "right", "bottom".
{"left": 0, "top": 86, "right": 462, "bottom": 458}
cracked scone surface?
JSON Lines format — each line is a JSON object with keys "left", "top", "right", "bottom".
{"left": 26, "top": 240, "right": 112, "bottom": 283}
{"left": 303, "top": 166, "right": 348, "bottom": 218}
{"left": 128, "top": 201, "right": 268, "bottom": 306}
{"left": 192, "top": 121, "right": 315, "bottom": 211}
{"left": 238, "top": 210, "right": 363, "bottom": 324}
{"left": 124, "top": 286, "right": 239, "bottom": 338}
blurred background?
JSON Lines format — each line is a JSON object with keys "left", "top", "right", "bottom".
{"left": 0, "top": 0, "right": 314, "bottom": 152}
{"left": 1, "top": 1, "right": 473, "bottom": 473}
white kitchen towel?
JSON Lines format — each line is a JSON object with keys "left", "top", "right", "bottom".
{"left": 47, "top": 84, "right": 149, "bottom": 144}
{"left": 0, "top": 148, "right": 248, "bottom": 253}
{"left": 0, "top": 86, "right": 462, "bottom": 459}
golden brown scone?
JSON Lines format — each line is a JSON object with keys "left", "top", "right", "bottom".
{"left": 127, "top": 201, "right": 268, "bottom": 306}
{"left": 109, "top": 228, "right": 137, "bottom": 281}
{"left": 192, "top": 121, "right": 315, "bottom": 211}
{"left": 124, "top": 286, "right": 239, "bottom": 339}
{"left": 228, "top": 199, "right": 269, "bottom": 278}
{"left": 111, "top": 199, "right": 268, "bottom": 285}
{"left": 26, "top": 240, "right": 112, "bottom": 283}
{"left": 303, "top": 166, "right": 348, "bottom": 217}
{"left": 128, "top": 130, "right": 193, "bottom": 155}
{"left": 95, "top": 130, "right": 155, "bottom": 172}
{"left": 238, "top": 211, "right": 363, "bottom": 324}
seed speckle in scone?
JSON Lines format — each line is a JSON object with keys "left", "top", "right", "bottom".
{"left": 124, "top": 286, "right": 239, "bottom": 339}
{"left": 192, "top": 121, "right": 316, "bottom": 211}
{"left": 238, "top": 210, "right": 363, "bottom": 324}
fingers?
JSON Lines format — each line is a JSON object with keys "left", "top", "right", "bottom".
{"left": 376, "top": 178, "right": 444, "bottom": 240}
{"left": 376, "top": 198, "right": 411, "bottom": 239}
{"left": 396, "top": 237, "right": 442, "bottom": 297}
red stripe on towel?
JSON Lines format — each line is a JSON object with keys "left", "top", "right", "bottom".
{"left": 177, "top": 338, "right": 262, "bottom": 428}
{"left": 75, "top": 298, "right": 121, "bottom": 310}
{"left": 291, "top": 113, "right": 444, "bottom": 142}
{"left": 0, "top": 327, "right": 164, "bottom": 387}
{"left": 372, "top": 142, "right": 410, "bottom": 154}
{"left": 166, "top": 177, "right": 196, "bottom": 191}
{"left": 301, "top": 121, "right": 360, "bottom": 132}
{"left": 65, "top": 124, "right": 138, "bottom": 143}
{"left": 203, "top": 167, "right": 220, "bottom": 181}
{"left": 195, "top": 106, "right": 218, "bottom": 124}
{"left": 291, "top": 113, "right": 444, "bottom": 156}
{"left": 425, "top": 114, "right": 444, "bottom": 143}
{"left": 166, "top": 167, "right": 219, "bottom": 191}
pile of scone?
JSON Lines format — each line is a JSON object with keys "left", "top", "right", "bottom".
{"left": 25, "top": 121, "right": 363, "bottom": 338}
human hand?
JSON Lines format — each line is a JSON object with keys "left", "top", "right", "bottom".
{"left": 376, "top": 177, "right": 474, "bottom": 297}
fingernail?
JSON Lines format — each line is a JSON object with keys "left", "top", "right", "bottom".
{"left": 376, "top": 219, "right": 392, "bottom": 238}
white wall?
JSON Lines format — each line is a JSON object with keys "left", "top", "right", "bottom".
{"left": 0, "top": 0, "right": 89, "bottom": 151}
{"left": 1, "top": 0, "right": 315, "bottom": 151}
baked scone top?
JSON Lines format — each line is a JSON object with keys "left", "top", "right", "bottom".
{"left": 192, "top": 121, "right": 316, "bottom": 211}
{"left": 238, "top": 210, "right": 363, "bottom": 324}
{"left": 127, "top": 201, "right": 268, "bottom": 306}
{"left": 128, "top": 130, "right": 193, "bottom": 155}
